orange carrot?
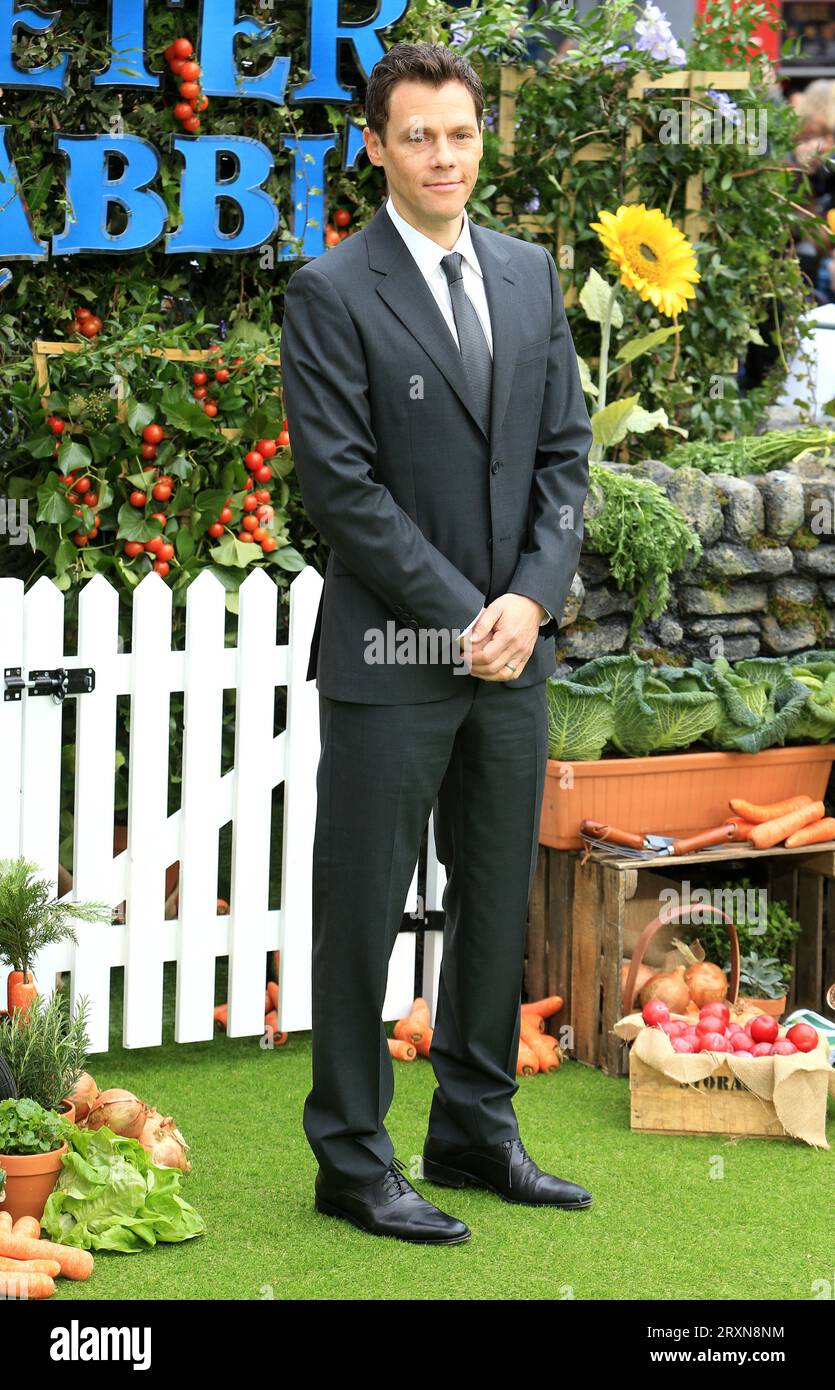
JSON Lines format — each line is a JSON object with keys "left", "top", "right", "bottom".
{"left": 213, "top": 1003, "right": 228, "bottom": 1031}
{"left": 729, "top": 818, "right": 756, "bottom": 841}
{"left": 0, "top": 1271, "right": 54, "bottom": 1298}
{"left": 520, "top": 1009, "right": 545, "bottom": 1033}
{"left": 528, "top": 1034, "right": 561, "bottom": 1072}
{"left": 388, "top": 1038, "right": 416, "bottom": 1061}
{"left": 749, "top": 800, "right": 825, "bottom": 849}
{"left": 267, "top": 981, "right": 279, "bottom": 1012}
{"left": 413, "top": 1027, "right": 433, "bottom": 1059}
{"left": 394, "top": 1015, "right": 426, "bottom": 1045}
{"left": 0, "top": 1256, "right": 61, "bottom": 1275}
{"left": 0, "top": 1232, "right": 94, "bottom": 1280}
{"left": 517, "top": 1040, "right": 539, "bottom": 1075}
{"left": 264, "top": 1010, "right": 288, "bottom": 1044}
{"left": 411, "top": 997, "right": 431, "bottom": 1026}
{"left": 521, "top": 1018, "right": 546, "bottom": 1046}
{"left": 522, "top": 995, "right": 563, "bottom": 1020}
{"left": 11, "top": 1216, "right": 40, "bottom": 1240}
{"left": 729, "top": 795, "right": 812, "bottom": 824}
{"left": 785, "top": 816, "right": 835, "bottom": 847}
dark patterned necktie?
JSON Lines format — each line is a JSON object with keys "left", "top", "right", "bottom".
{"left": 440, "top": 251, "right": 493, "bottom": 436}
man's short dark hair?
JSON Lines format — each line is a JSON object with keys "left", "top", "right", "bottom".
{"left": 364, "top": 41, "right": 484, "bottom": 143}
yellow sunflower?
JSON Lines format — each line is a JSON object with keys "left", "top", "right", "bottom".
{"left": 589, "top": 204, "right": 701, "bottom": 318}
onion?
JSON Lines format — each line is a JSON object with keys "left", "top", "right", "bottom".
{"left": 638, "top": 966, "right": 690, "bottom": 1014}
{"left": 86, "top": 1088, "right": 149, "bottom": 1139}
{"left": 671, "top": 937, "right": 727, "bottom": 1006}
{"left": 136, "top": 1108, "right": 191, "bottom": 1172}
{"left": 66, "top": 1072, "right": 99, "bottom": 1122}
{"left": 621, "top": 959, "right": 656, "bottom": 999}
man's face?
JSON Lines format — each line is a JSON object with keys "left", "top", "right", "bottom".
{"left": 364, "top": 79, "right": 483, "bottom": 233}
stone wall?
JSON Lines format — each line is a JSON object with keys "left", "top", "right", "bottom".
{"left": 554, "top": 452, "right": 835, "bottom": 674}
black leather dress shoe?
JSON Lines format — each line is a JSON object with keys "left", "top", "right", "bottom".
{"left": 422, "top": 1136, "right": 593, "bottom": 1209}
{"left": 314, "top": 1156, "right": 472, "bottom": 1244}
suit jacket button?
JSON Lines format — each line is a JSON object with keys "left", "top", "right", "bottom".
{"left": 487, "top": 537, "right": 493, "bottom": 549}
{"left": 491, "top": 459, "right": 501, "bottom": 474}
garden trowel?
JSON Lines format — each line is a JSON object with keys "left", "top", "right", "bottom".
{"left": 579, "top": 817, "right": 751, "bottom": 863}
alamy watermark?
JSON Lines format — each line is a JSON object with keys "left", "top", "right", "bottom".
{"left": 0, "top": 496, "right": 28, "bottom": 545}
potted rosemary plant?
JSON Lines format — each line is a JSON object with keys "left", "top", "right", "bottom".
{"left": 0, "top": 989, "right": 91, "bottom": 1119}
{"left": 0, "top": 856, "right": 112, "bottom": 1017}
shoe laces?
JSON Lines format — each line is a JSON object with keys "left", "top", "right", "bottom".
{"left": 504, "top": 1137, "right": 532, "bottom": 1164}
{"left": 383, "top": 1155, "right": 413, "bottom": 1197}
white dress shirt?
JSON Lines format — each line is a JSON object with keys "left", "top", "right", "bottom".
{"left": 385, "top": 194, "right": 553, "bottom": 641}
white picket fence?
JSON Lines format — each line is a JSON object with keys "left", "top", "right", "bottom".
{"left": 0, "top": 567, "right": 448, "bottom": 1054}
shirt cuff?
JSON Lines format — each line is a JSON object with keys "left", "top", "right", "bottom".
{"left": 459, "top": 607, "right": 483, "bottom": 640}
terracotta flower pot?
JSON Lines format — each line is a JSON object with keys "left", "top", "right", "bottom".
{"left": 56, "top": 1098, "right": 76, "bottom": 1125}
{"left": 6, "top": 970, "right": 37, "bottom": 1020}
{"left": 738, "top": 994, "right": 786, "bottom": 1020}
{"left": 0, "top": 1141, "right": 67, "bottom": 1224}
{"left": 539, "top": 743, "right": 835, "bottom": 850}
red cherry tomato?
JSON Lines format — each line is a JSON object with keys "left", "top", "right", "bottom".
{"left": 180, "top": 60, "right": 201, "bottom": 81}
{"left": 242, "top": 515, "right": 259, "bottom": 533}
{"left": 153, "top": 560, "right": 170, "bottom": 577}
{"left": 192, "top": 370, "right": 208, "bottom": 386}
{"left": 49, "top": 417, "right": 66, "bottom": 434}
{"left": 255, "top": 466, "right": 272, "bottom": 483}
{"left": 124, "top": 541, "right": 144, "bottom": 558}
{"left": 219, "top": 508, "right": 233, "bottom": 524}
{"left": 204, "top": 402, "right": 218, "bottom": 417}
{"left": 172, "top": 37, "right": 194, "bottom": 59}
{"left": 151, "top": 512, "right": 168, "bottom": 528}
{"left": 214, "top": 368, "right": 230, "bottom": 384}
{"left": 256, "top": 439, "right": 277, "bottom": 459}
{"left": 243, "top": 496, "right": 259, "bottom": 512}
{"left": 183, "top": 116, "right": 201, "bottom": 133}
{"left": 129, "top": 491, "right": 147, "bottom": 508}
{"left": 143, "top": 423, "right": 164, "bottom": 445}
{"left": 276, "top": 431, "right": 290, "bottom": 447}
{"left": 174, "top": 101, "right": 194, "bottom": 122}
{"left": 141, "top": 444, "right": 158, "bottom": 461}
{"left": 207, "top": 522, "right": 224, "bottom": 539}
{"left": 261, "top": 535, "right": 278, "bottom": 553}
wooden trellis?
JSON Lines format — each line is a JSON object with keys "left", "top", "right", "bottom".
{"left": 497, "top": 66, "right": 752, "bottom": 304}
{"left": 32, "top": 340, "right": 281, "bottom": 443}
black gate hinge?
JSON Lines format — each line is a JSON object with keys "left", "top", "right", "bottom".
{"left": 4, "top": 666, "right": 96, "bottom": 703}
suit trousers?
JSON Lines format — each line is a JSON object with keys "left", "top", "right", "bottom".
{"left": 302, "top": 669, "right": 550, "bottom": 1187}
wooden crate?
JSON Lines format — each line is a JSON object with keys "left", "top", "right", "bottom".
{"left": 629, "top": 1052, "right": 792, "bottom": 1139}
{"left": 525, "top": 840, "right": 835, "bottom": 1078}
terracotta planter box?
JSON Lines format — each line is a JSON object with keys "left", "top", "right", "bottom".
{"left": 540, "top": 743, "right": 835, "bottom": 850}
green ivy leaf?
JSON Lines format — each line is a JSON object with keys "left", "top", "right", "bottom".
{"left": 175, "top": 527, "right": 195, "bottom": 562}
{"left": 115, "top": 502, "right": 163, "bottom": 542}
{"left": 210, "top": 535, "right": 261, "bottom": 568}
{"left": 267, "top": 544, "right": 306, "bottom": 571}
{"left": 56, "top": 440, "right": 92, "bottom": 472}
{"left": 126, "top": 399, "right": 155, "bottom": 434}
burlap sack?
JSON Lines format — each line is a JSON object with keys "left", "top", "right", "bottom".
{"left": 613, "top": 1013, "right": 833, "bottom": 1149}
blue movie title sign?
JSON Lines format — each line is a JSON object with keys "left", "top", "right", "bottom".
{"left": 0, "top": 0, "right": 409, "bottom": 260}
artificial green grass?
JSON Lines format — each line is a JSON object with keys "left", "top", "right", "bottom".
{"left": 48, "top": 963, "right": 835, "bottom": 1301}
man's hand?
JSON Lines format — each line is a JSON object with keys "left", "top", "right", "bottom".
{"left": 459, "top": 594, "right": 544, "bottom": 681}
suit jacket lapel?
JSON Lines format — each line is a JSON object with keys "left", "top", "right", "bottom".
{"left": 365, "top": 203, "right": 520, "bottom": 446}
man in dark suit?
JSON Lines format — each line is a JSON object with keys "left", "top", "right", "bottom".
{"left": 279, "top": 41, "right": 593, "bottom": 1245}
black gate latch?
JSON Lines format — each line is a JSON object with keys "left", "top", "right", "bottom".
{"left": 4, "top": 666, "right": 96, "bottom": 703}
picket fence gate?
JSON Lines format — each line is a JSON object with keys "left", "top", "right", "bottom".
{"left": 0, "top": 567, "right": 449, "bottom": 1054}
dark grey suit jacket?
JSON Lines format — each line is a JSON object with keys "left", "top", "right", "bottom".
{"left": 279, "top": 200, "right": 592, "bottom": 703}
